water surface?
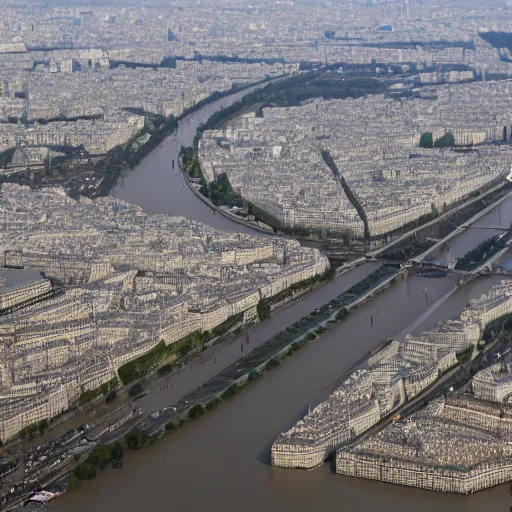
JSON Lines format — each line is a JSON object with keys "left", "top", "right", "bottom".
{"left": 57, "top": 274, "right": 512, "bottom": 512}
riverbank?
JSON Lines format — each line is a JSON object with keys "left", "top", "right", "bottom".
{"left": 6, "top": 269, "right": 334, "bottom": 447}
{"left": 143, "top": 266, "right": 400, "bottom": 432}
{"left": 114, "top": 270, "right": 336, "bottom": 390}
{"left": 48, "top": 68, "right": 512, "bottom": 512}
{"left": 178, "top": 150, "right": 276, "bottom": 235}
{"left": 1, "top": 263, "right": 394, "bottom": 509}
{"left": 0, "top": 264, "right": 343, "bottom": 507}
{"left": 455, "top": 231, "right": 512, "bottom": 272}
{"left": 0, "top": 77, "right": 279, "bottom": 204}
{"left": 104, "top": 77, "right": 284, "bottom": 194}
{"left": 376, "top": 181, "right": 512, "bottom": 262}
{"left": 38, "top": 191, "right": 512, "bottom": 503}
{"left": 184, "top": 72, "right": 388, "bottom": 242}
{"left": 85, "top": 78, "right": 278, "bottom": 199}
{"left": 336, "top": 313, "right": 512, "bottom": 495}
{"left": 111, "top": 81, "right": 282, "bottom": 234}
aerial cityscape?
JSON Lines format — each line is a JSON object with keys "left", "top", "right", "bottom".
{"left": 0, "top": 0, "right": 512, "bottom": 510}
{"left": 199, "top": 82, "right": 512, "bottom": 236}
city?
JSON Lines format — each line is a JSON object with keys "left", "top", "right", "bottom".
{"left": 0, "top": 0, "right": 512, "bottom": 510}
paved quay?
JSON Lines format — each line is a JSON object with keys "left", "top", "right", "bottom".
{"left": 137, "top": 262, "right": 380, "bottom": 414}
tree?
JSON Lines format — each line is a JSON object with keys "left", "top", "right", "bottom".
{"left": 110, "top": 441, "right": 124, "bottom": 459}
{"left": 74, "top": 463, "right": 97, "bottom": 480}
{"left": 340, "top": 229, "right": 354, "bottom": 245}
{"left": 86, "top": 444, "right": 112, "bottom": 467}
{"left": 128, "top": 383, "right": 143, "bottom": 397}
{"left": 419, "top": 132, "right": 433, "bottom": 148}
{"left": 221, "top": 384, "right": 240, "bottom": 401}
{"left": 68, "top": 474, "right": 82, "bottom": 490}
{"left": 165, "top": 420, "right": 178, "bottom": 432}
{"left": 257, "top": 299, "right": 271, "bottom": 321}
{"left": 19, "top": 423, "right": 38, "bottom": 440}
{"left": 248, "top": 369, "right": 260, "bottom": 382}
{"left": 105, "top": 389, "right": 117, "bottom": 403}
{"left": 38, "top": 419, "right": 49, "bottom": 435}
{"left": 434, "top": 131, "right": 455, "bottom": 148}
{"left": 187, "top": 404, "right": 206, "bottom": 421}
{"left": 293, "top": 225, "right": 311, "bottom": 237}
{"left": 126, "top": 431, "right": 145, "bottom": 450}
{"left": 206, "top": 397, "right": 221, "bottom": 410}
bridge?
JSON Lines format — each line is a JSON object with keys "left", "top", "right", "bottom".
{"left": 430, "top": 243, "right": 512, "bottom": 288}
{"left": 485, "top": 269, "right": 512, "bottom": 276}
{"left": 367, "top": 182, "right": 512, "bottom": 260}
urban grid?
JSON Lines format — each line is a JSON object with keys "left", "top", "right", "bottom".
{"left": 1, "top": 0, "right": 512, "bottom": 507}
{"left": 0, "top": 183, "right": 328, "bottom": 442}
{"left": 199, "top": 83, "right": 512, "bottom": 236}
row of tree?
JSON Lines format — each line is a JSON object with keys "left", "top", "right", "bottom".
{"left": 78, "top": 378, "right": 118, "bottom": 405}
{"left": 19, "top": 419, "right": 49, "bottom": 440}
{"left": 73, "top": 441, "right": 125, "bottom": 481}
{"left": 117, "top": 333, "right": 208, "bottom": 385}
{"left": 118, "top": 312, "right": 246, "bottom": 386}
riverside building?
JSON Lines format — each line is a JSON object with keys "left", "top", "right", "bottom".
{"left": 336, "top": 394, "right": 512, "bottom": 494}
{"left": 272, "top": 280, "right": 512, "bottom": 478}
{"left": 199, "top": 81, "right": 512, "bottom": 237}
{"left": 0, "top": 184, "right": 328, "bottom": 442}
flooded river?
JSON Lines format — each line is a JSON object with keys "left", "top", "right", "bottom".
{"left": 56, "top": 272, "right": 512, "bottom": 512}
{"left": 111, "top": 84, "right": 269, "bottom": 234}
{"left": 53, "top": 90, "right": 512, "bottom": 511}
{"left": 136, "top": 262, "right": 381, "bottom": 414}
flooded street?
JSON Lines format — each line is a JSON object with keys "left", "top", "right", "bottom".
{"left": 137, "top": 262, "right": 381, "bottom": 414}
